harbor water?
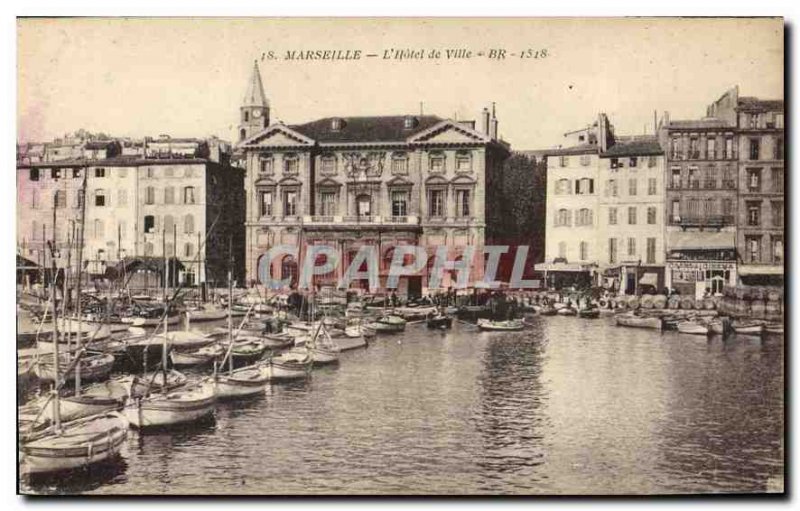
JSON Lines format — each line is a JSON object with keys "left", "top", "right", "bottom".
{"left": 22, "top": 315, "right": 784, "bottom": 495}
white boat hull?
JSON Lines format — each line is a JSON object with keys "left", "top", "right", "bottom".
{"left": 264, "top": 357, "right": 312, "bottom": 381}
{"left": 677, "top": 322, "right": 710, "bottom": 335}
{"left": 215, "top": 367, "right": 271, "bottom": 398}
{"left": 123, "top": 384, "right": 216, "bottom": 428}
{"left": 335, "top": 336, "right": 367, "bottom": 351}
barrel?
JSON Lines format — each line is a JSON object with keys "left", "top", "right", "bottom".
{"left": 627, "top": 296, "right": 640, "bottom": 310}
{"left": 668, "top": 296, "right": 681, "bottom": 309}
{"left": 703, "top": 297, "right": 716, "bottom": 310}
{"left": 680, "top": 297, "right": 695, "bottom": 310}
{"left": 652, "top": 294, "right": 667, "bottom": 310}
{"left": 641, "top": 295, "right": 654, "bottom": 309}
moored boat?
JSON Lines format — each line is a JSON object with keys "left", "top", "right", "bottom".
{"left": 556, "top": 307, "right": 577, "bottom": 316}
{"left": 614, "top": 313, "right": 663, "bottom": 330}
{"left": 677, "top": 321, "right": 710, "bottom": 336}
{"left": 35, "top": 351, "right": 115, "bottom": 383}
{"left": 334, "top": 335, "right": 368, "bottom": 351}
{"left": 263, "top": 350, "right": 313, "bottom": 381}
{"left": 477, "top": 318, "right": 525, "bottom": 331}
{"left": 123, "top": 381, "right": 216, "bottom": 429}
{"left": 732, "top": 321, "right": 765, "bottom": 336}
{"left": 214, "top": 365, "right": 271, "bottom": 399}
{"left": 169, "top": 343, "right": 225, "bottom": 367}
{"left": 578, "top": 308, "right": 600, "bottom": 319}
{"left": 426, "top": 314, "right": 453, "bottom": 329}
{"left": 765, "top": 323, "right": 784, "bottom": 335}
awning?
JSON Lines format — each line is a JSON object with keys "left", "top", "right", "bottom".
{"left": 534, "top": 262, "right": 597, "bottom": 272}
{"left": 639, "top": 272, "right": 658, "bottom": 285}
{"left": 667, "top": 230, "right": 735, "bottom": 251}
{"left": 738, "top": 265, "right": 784, "bottom": 276}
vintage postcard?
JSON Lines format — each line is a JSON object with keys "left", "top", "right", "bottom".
{"left": 16, "top": 17, "right": 784, "bottom": 495}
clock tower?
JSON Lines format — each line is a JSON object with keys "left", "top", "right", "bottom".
{"left": 239, "top": 60, "right": 270, "bottom": 142}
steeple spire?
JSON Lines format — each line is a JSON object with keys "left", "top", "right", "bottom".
{"left": 243, "top": 60, "right": 269, "bottom": 108}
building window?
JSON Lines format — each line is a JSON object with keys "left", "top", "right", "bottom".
{"left": 771, "top": 168, "right": 783, "bottom": 192}
{"left": 772, "top": 237, "right": 783, "bottom": 264}
{"left": 260, "top": 157, "right": 274, "bottom": 174}
{"left": 255, "top": 190, "right": 274, "bottom": 217}
{"left": 51, "top": 168, "right": 62, "bottom": 179}
{"left": 647, "top": 207, "right": 656, "bottom": 225}
{"left": 356, "top": 194, "right": 371, "bottom": 217}
{"left": 628, "top": 178, "right": 637, "bottom": 196}
{"left": 391, "top": 190, "right": 408, "bottom": 217}
{"left": 671, "top": 200, "right": 681, "bottom": 222}
{"left": 164, "top": 215, "right": 175, "bottom": 235}
{"left": 144, "top": 242, "right": 154, "bottom": 256}
{"left": 723, "top": 138, "right": 733, "bottom": 159}
{"left": 428, "top": 189, "right": 445, "bottom": 217}
{"left": 455, "top": 151, "right": 472, "bottom": 172}
{"left": 747, "top": 202, "right": 761, "bottom": 226}
{"left": 646, "top": 238, "right": 656, "bottom": 264}
{"left": 607, "top": 179, "right": 618, "bottom": 197}
{"left": 29, "top": 168, "right": 40, "bottom": 181}
{"left": 54, "top": 190, "right": 66, "bottom": 209}
{"left": 144, "top": 215, "right": 155, "bottom": 233}
{"left": 775, "top": 138, "right": 784, "bottom": 160}
{"left": 577, "top": 178, "right": 594, "bottom": 195}
{"left": 722, "top": 198, "right": 733, "bottom": 218}
{"left": 455, "top": 189, "right": 471, "bottom": 217}
{"left": 647, "top": 177, "right": 657, "bottom": 195}
{"left": 628, "top": 206, "right": 637, "bottom": 225}
{"left": 557, "top": 178, "right": 571, "bottom": 195}
{"left": 284, "top": 155, "right": 299, "bottom": 175}
{"left": 73, "top": 168, "right": 83, "bottom": 178}
{"left": 184, "top": 214, "right": 195, "bottom": 234}
{"left": 164, "top": 186, "right": 175, "bottom": 205}
{"left": 771, "top": 201, "right": 783, "bottom": 227}
{"left": 94, "top": 167, "right": 106, "bottom": 178}
{"left": 705, "top": 167, "right": 717, "bottom": 189}
{"left": 576, "top": 208, "right": 593, "bottom": 226}
{"left": 608, "top": 207, "right": 617, "bottom": 225}
{"left": 749, "top": 138, "right": 760, "bottom": 160}
{"left": 558, "top": 242, "right": 567, "bottom": 259}
{"left": 319, "top": 191, "right": 337, "bottom": 216}
{"left": 331, "top": 118, "right": 343, "bottom": 131}
{"left": 627, "top": 237, "right": 636, "bottom": 257}
{"left": 629, "top": 157, "right": 638, "bottom": 168}
{"left": 704, "top": 198, "right": 716, "bottom": 218}
{"left": 321, "top": 155, "right": 336, "bottom": 174}
{"left": 145, "top": 186, "right": 155, "bottom": 205}
{"left": 747, "top": 169, "right": 761, "bottom": 191}
{"left": 184, "top": 242, "right": 194, "bottom": 258}
{"left": 689, "top": 138, "right": 699, "bottom": 159}
{"left": 283, "top": 190, "right": 298, "bottom": 216}
{"left": 580, "top": 155, "right": 591, "bottom": 166}
{"left": 671, "top": 168, "right": 681, "bottom": 189}
{"left": 579, "top": 241, "right": 588, "bottom": 261}
{"left": 429, "top": 152, "right": 445, "bottom": 173}
{"left": 722, "top": 166, "right": 735, "bottom": 189}
{"left": 403, "top": 117, "right": 416, "bottom": 129}
{"left": 746, "top": 236, "right": 761, "bottom": 263}
{"left": 555, "top": 208, "right": 571, "bottom": 227}
{"left": 707, "top": 138, "right": 716, "bottom": 159}
{"left": 391, "top": 153, "right": 409, "bottom": 174}
{"left": 609, "top": 238, "right": 618, "bottom": 264}
{"left": 183, "top": 186, "right": 196, "bottom": 204}
{"left": 671, "top": 138, "right": 680, "bottom": 159}
{"left": 559, "top": 155, "right": 569, "bottom": 167}
{"left": 94, "top": 189, "right": 106, "bottom": 207}
{"left": 687, "top": 167, "right": 699, "bottom": 189}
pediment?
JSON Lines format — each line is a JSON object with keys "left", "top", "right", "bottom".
{"left": 409, "top": 120, "right": 490, "bottom": 145}
{"left": 451, "top": 174, "right": 477, "bottom": 185}
{"left": 316, "top": 177, "right": 342, "bottom": 188}
{"left": 241, "top": 123, "right": 315, "bottom": 148}
{"left": 425, "top": 175, "right": 448, "bottom": 185}
{"left": 278, "top": 176, "right": 303, "bottom": 186}
{"left": 254, "top": 177, "right": 278, "bottom": 187}
{"left": 386, "top": 176, "right": 414, "bottom": 187}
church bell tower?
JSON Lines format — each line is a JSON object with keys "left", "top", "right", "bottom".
{"left": 239, "top": 60, "right": 270, "bottom": 142}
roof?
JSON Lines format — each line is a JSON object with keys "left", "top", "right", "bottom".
{"left": 243, "top": 61, "right": 269, "bottom": 108}
{"left": 737, "top": 97, "right": 784, "bottom": 111}
{"left": 290, "top": 115, "right": 444, "bottom": 143}
{"left": 541, "top": 143, "right": 598, "bottom": 157}
{"left": 601, "top": 136, "right": 663, "bottom": 158}
{"left": 17, "top": 156, "right": 213, "bottom": 169}
{"left": 664, "top": 118, "right": 731, "bottom": 130}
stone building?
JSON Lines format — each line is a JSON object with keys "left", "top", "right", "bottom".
{"left": 237, "top": 62, "right": 510, "bottom": 295}
{"left": 17, "top": 157, "right": 245, "bottom": 287}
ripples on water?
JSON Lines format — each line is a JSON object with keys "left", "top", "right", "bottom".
{"left": 22, "top": 316, "right": 783, "bottom": 495}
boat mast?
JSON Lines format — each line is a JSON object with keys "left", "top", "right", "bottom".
{"left": 227, "top": 235, "right": 234, "bottom": 375}
{"left": 49, "top": 187, "right": 62, "bottom": 434}
{"left": 74, "top": 172, "right": 87, "bottom": 394}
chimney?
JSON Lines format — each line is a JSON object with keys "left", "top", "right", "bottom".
{"left": 489, "top": 103, "right": 498, "bottom": 139}
{"left": 481, "top": 107, "right": 490, "bottom": 135}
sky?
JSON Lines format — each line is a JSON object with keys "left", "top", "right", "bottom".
{"left": 17, "top": 17, "right": 783, "bottom": 150}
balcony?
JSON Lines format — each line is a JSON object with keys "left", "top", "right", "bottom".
{"left": 672, "top": 215, "right": 735, "bottom": 228}
{"left": 301, "top": 215, "right": 422, "bottom": 229}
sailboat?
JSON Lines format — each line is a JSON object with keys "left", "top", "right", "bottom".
{"left": 262, "top": 348, "right": 313, "bottom": 381}
{"left": 21, "top": 189, "right": 129, "bottom": 475}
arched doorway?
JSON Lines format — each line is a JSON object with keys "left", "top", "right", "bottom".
{"left": 281, "top": 255, "right": 298, "bottom": 288}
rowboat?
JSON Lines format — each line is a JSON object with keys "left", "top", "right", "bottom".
{"left": 426, "top": 314, "right": 453, "bottom": 329}
{"left": 185, "top": 305, "right": 228, "bottom": 322}
{"left": 230, "top": 339, "right": 269, "bottom": 366}
{"left": 35, "top": 351, "right": 115, "bottom": 383}
{"left": 477, "top": 319, "right": 525, "bottom": 331}
{"left": 130, "top": 370, "right": 188, "bottom": 397}
{"left": 677, "top": 321, "right": 710, "bottom": 336}
{"left": 556, "top": 307, "right": 577, "bottom": 316}
{"left": 214, "top": 365, "right": 271, "bottom": 399}
{"left": 334, "top": 335, "right": 368, "bottom": 351}
{"left": 21, "top": 411, "right": 129, "bottom": 476}
{"left": 732, "top": 322, "right": 765, "bottom": 336}
{"left": 263, "top": 351, "right": 313, "bottom": 381}
{"left": 614, "top": 313, "right": 663, "bottom": 330}
{"left": 578, "top": 308, "right": 600, "bottom": 319}
{"left": 169, "top": 343, "right": 225, "bottom": 367}
{"left": 369, "top": 315, "right": 406, "bottom": 333}
{"left": 262, "top": 332, "right": 296, "bottom": 349}
{"left": 123, "top": 381, "right": 217, "bottom": 429}
{"left": 709, "top": 317, "right": 730, "bottom": 336}
{"left": 539, "top": 306, "right": 557, "bottom": 316}
{"left": 765, "top": 323, "right": 784, "bottom": 335}
{"left": 394, "top": 306, "right": 438, "bottom": 321}
{"left": 58, "top": 316, "right": 127, "bottom": 334}
{"left": 27, "top": 376, "right": 137, "bottom": 424}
